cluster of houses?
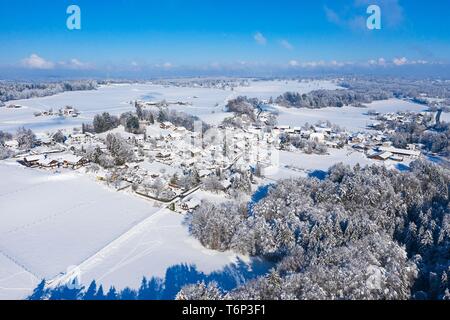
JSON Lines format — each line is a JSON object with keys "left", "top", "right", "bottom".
{"left": 143, "top": 121, "right": 274, "bottom": 172}
{"left": 362, "top": 111, "right": 431, "bottom": 162}
{"left": 350, "top": 130, "right": 421, "bottom": 162}
{"left": 369, "top": 110, "right": 444, "bottom": 131}
{"left": 33, "top": 120, "right": 258, "bottom": 203}
{"left": 8, "top": 103, "right": 426, "bottom": 214}
{"left": 273, "top": 124, "right": 346, "bottom": 149}
{"left": 34, "top": 106, "right": 80, "bottom": 118}
{"left": 367, "top": 143, "right": 421, "bottom": 162}
{"left": 132, "top": 120, "right": 273, "bottom": 201}
{"left": 23, "top": 153, "right": 89, "bottom": 169}
{"left": 271, "top": 120, "right": 422, "bottom": 162}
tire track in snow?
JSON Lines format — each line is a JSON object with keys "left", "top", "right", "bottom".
{"left": 0, "top": 248, "right": 41, "bottom": 281}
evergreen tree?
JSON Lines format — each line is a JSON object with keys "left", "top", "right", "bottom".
{"left": 106, "top": 286, "right": 118, "bottom": 300}
{"left": 83, "top": 280, "right": 97, "bottom": 300}
{"left": 138, "top": 277, "right": 148, "bottom": 300}
{"left": 28, "top": 279, "right": 47, "bottom": 300}
{"left": 96, "top": 285, "right": 105, "bottom": 300}
{"left": 120, "top": 287, "right": 137, "bottom": 300}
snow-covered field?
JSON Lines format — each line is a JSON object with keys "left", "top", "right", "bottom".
{"left": 0, "top": 80, "right": 436, "bottom": 135}
{"left": 0, "top": 162, "right": 156, "bottom": 298}
{"left": 0, "top": 80, "right": 342, "bottom": 133}
{"left": 0, "top": 162, "right": 256, "bottom": 299}
{"left": 275, "top": 99, "right": 427, "bottom": 132}
{"left": 49, "top": 209, "right": 248, "bottom": 292}
{"left": 1, "top": 79, "right": 427, "bottom": 134}
{"left": 233, "top": 79, "right": 340, "bottom": 100}
{"left": 0, "top": 253, "right": 38, "bottom": 300}
{"left": 0, "top": 83, "right": 230, "bottom": 133}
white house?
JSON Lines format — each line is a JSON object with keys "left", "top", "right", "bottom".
{"left": 309, "top": 132, "right": 325, "bottom": 143}
{"left": 378, "top": 146, "right": 421, "bottom": 158}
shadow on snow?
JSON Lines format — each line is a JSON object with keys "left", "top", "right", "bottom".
{"left": 33, "top": 257, "right": 273, "bottom": 300}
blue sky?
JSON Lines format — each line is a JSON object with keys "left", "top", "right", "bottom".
{"left": 0, "top": 0, "right": 449, "bottom": 78}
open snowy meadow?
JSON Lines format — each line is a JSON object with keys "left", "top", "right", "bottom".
{"left": 275, "top": 98, "right": 427, "bottom": 132}
{"left": 0, "top": 79, "right": 427, "bottom": 135}
{"left": 0, "top": 162, "right": 254, "bottom": 299}
{"left": 0, "top": 80, "right": 341, "bottom": 133}
{"left": 48, "top": 209, "right": 258, "bottom": 293}
{"left": 0, "top": 162, "right": 158, "bottom": 298}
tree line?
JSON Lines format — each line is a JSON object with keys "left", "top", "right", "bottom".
{"left": 0, "top": 80, "right": 98, "bottom": 103}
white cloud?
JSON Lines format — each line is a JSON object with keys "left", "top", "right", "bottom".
{"left": 393, "top": 57, "right": 408, "bottom": 66}
{"left": 254, "top": 32, "right": 267, "bottom": 45}
{"left": 367, "top": 57, "right": 431, "bottom": 67}
{"left": 302, "top": 60, "right": 326, "bottom": 68}
{"left": 60, "top": 58, "right": 91, "bottom": 70}
{"left": 330, "top": 60, "right": 345, "bottom": 67}
{"left": 289, "top": 60, "right": 355, "bottom": 68}
{"left": 21, "top": 54, "right": 92, "bottom": 70}
{"left": 414, "top": 60, "right": 428, "bottom": 65}
{"left": 324, "top": 6, "right": 341, "bottom": 25}
{"left": 21, "top": 54, "right": 55, "bottom": 69}
{"left": 289, "top": 60, "right": 342, "bottom": 68}
{"left": 280, "top": 39, "right": 293, "bottom": 50}
{"left": 154, "top": 62, "right": 174, "bottom": 68}
{"left": 368, "top": 57, "right": 386, "bottom": 66}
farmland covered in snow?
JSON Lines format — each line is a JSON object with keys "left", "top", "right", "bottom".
{"left": 0, "top": 162, "right": 264, "bottom": 299}
{"left": 0, "top": 80, "right": 341, "bottom": 133}
{"left": 275, "top": 98, "right": 427, "bottom": 132}
{"left": 48, "top": 209, "right": 263, "bottom": 293}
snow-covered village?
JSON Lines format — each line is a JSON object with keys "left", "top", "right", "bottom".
{"left": 1, "top": 77, "right": 449, "bottom": 302}
{"left": 1, "top": 0, "right": 450, "bottom": 306}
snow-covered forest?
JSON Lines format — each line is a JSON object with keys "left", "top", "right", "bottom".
{"left": 0, "top": 80, "right": 99, "bottom": 103}
{"left": 340, "top": 77, "right": 450, "bottom": 101}
{"left": 276, "top": 77, "right": 450, "bottom": 109}
{"left": 181, "top": 160, "right": 449, "bottom": 300}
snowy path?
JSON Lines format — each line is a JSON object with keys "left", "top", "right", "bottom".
{"left": 0, "top": 249, "right": 40, "bottom": 280}
{"left": 46, "top": 208, "right": 169, "bottom": 288}
{"left": 0, "top": 253, "right": 39, "bottom": 300}
{"left": 46, "top": 208, "right": 242, "bottom": 291}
